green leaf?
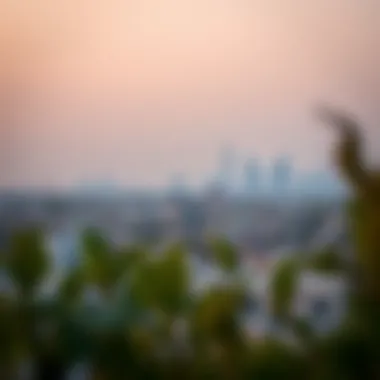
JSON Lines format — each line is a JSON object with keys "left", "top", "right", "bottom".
{"left": 155, "top": 245, "right": 189, "bottom": 313}
{"left": 81, "top": 228, "right": 109, "bottom": 262}
{"left": 209, "top": 238, "right": 239, "bottom": 273}
{"left": 58, "top": 267, "right": 85, "bottom": 305}
{"left": 117, "top": 246, "right": 147, "bottom": 273}
{"left": 80, "top": 229, "right": 124, "bottom": 293}
{"left": 0, "top": 296, "right": 19, "bottom": 366}
{"left": 308, "top": 248, "right": 345, "bottom": 274}
{"left": 129, "top": 245, "right": 190, "bottom": 316}
{"left": 247, "top": 340, "right": 307, "bottom": 379}
{"left": 190, "top": 286, "right": 246, "bottom": 344}
{"left": 270, "top": 257, "right": 301, "bottom": 320}
{"left": 7, "top": 229, "right": 50, "bottom": 297}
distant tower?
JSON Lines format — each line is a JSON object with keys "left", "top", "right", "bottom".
{"left": 272, "top": 156, "right": 292, "bottom": 195}
{"left": 244, "top": 158, "right": 260, "bottom": 195}
{"left": 217, "top": 144, "right": 236, "bottom": 192}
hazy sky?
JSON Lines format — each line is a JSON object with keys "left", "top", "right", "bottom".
{"left": 0, "top": 0, "right": 379, "bottom": 189}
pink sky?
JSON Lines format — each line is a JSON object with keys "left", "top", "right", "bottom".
{"left": 0, "top": 0, "right": 379, "bottom": 188}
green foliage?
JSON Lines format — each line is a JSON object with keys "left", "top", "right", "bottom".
{"left": 91, "top": 330, "right": 145, "bottom": 379}
{"left": 2, "top": 108, "right": 380, "bottom": 378}
{"left": 270, "top": 257, "right": 300, "bottom": 320}
{"left": 130, "top": 244, "right": 189, "bottom": 316}
{"left": 0, "top": 296, "right": 19, "bottom": 367}
{"left": 246, "top": 340, "right": 307, "bottom": 380}
{"left": 313, "top": 323, "right": 377, "bottom": 380}
{"left": 209, "top": 237, "right": 239, "bottom": 273}
{"left": 317, "top": 107, "right": 380, "bottom": 377}
{"left": 82, "top": 228, "right": 110, "bottom": 261}
{"left": 190, "top": 285, "right": 245, "bottom": 345}
{"left": 117, "top": 245, "right": 147, "bottom": 271}
{"left": 318, "top": 108, "right": 367, "bottom": 190}
{"left": 58, "top": 315, "right": 94, "bottom": 363}
{"left": 58, "top": 266, "right": 85, "bottom": 305}
{"left": 81, "top": 229, "right": 129, "bottom": 295}
{"left": 6, "top": 229, "right": 49, "bottom": 297}
{"left": 307, "top": 248, "right": 345, "bottom": 274}
{"left": 347, "top": 197, "right": 380, "bottom": 296}
{"left": 321, "top": 107, "right": 380, "bottom": 297}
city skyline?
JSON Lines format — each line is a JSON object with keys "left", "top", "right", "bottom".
{"left": 0, "top": 143, "right": 342, "bottom": 195}
{"left": 68, "top": 147, "right": 344, "bottom": 196}
{"left": 0, "top": 142, "right": 345, "bottom": 194}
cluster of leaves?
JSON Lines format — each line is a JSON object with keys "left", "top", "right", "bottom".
{"left": 0, "top": 226, "right": 314, "bottom": 379}
{"left": 1, "top": 108, "right": 380, "bottom": 379}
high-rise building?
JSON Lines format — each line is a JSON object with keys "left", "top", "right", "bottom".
{"left": 244, "top": 158, "right": 260, "bottom": 195}
{"left": 272, "top": 156, "right": 293, "bottom": 195}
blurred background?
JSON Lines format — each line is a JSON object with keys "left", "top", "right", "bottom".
{"left": 1, "top": 1, "right": 380, "bottom": 379}
{"left": 1, "top": 0, "right": 379, "bottom": 261}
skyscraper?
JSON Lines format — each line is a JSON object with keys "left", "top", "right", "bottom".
{"left": 272, "top": 156, "right": 292, "bottom": 195}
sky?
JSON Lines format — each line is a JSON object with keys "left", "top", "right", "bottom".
{"left": 0, "top": 0, "right": 379, "bottom": 189}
